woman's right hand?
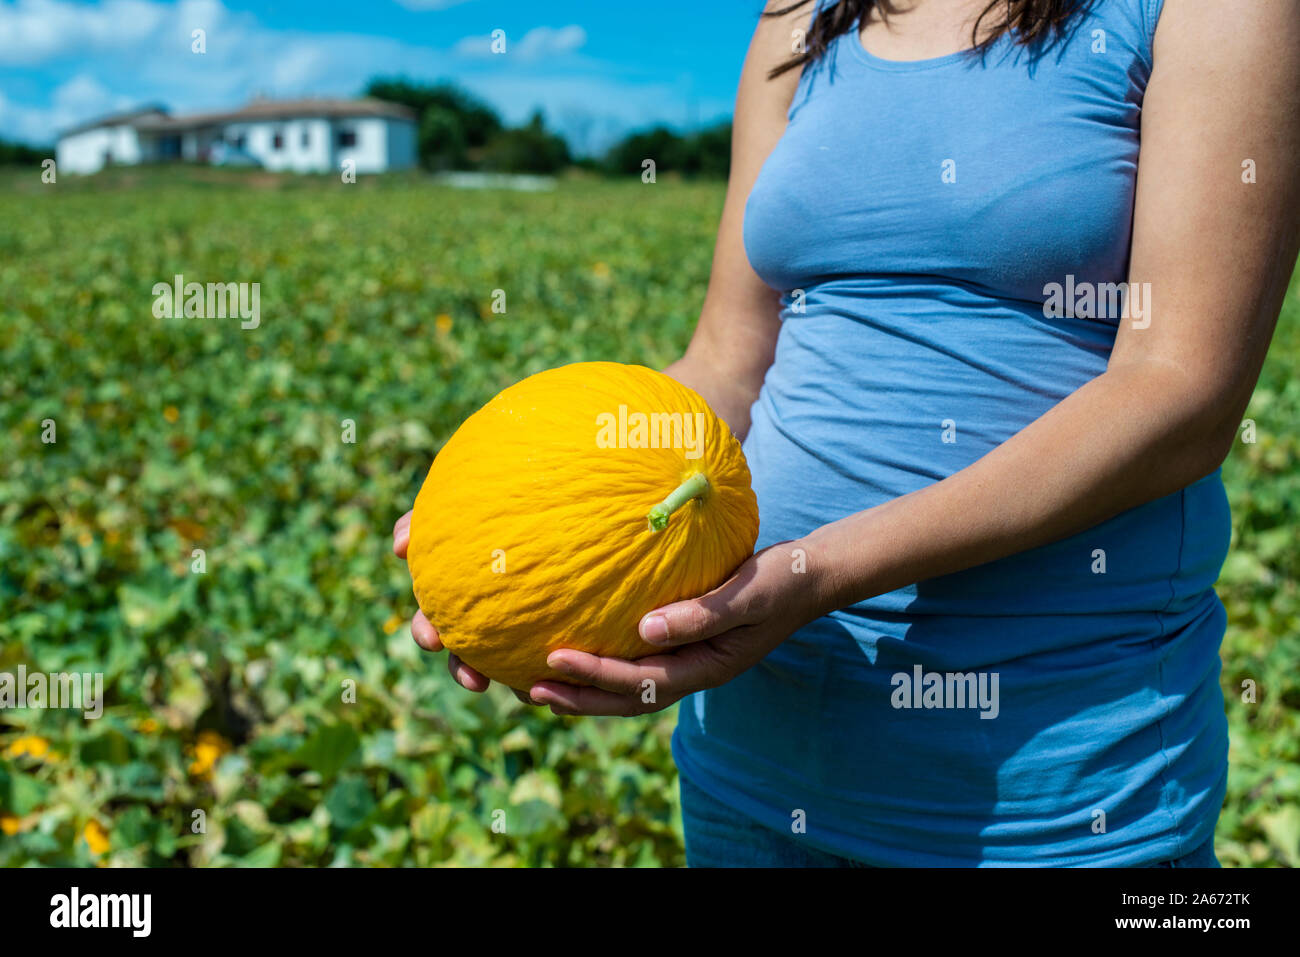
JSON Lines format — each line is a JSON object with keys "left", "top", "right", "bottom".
{"left": 393, "top": 510, "right": 537, "bottom": 704}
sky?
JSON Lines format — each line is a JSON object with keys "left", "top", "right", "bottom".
{"left": 0, "top": 0, "right": 770, "bottom": 152}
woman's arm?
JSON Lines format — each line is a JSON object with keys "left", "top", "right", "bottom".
{"left": 532, "top": 0, "right": 1300, "bottom": 714}
{"left": 663, "top": 1, "right": 806, "bottom": 438}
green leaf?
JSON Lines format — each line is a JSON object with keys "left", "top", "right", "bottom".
{"left": 295, "top": 723, "right": 361, "bottom": 781}
{"left": 117, "top": 583, "right": 183, "bottom": 634}
{"left": 1259, "top": 806, "right": 1300, "bottom": 867}
{"left": 325, "top": 776, "right": 377, "bottom": 831}
{"left": 8, "top": 771, "right": 48, "bottom": 816}
{"left": 236, "top": 840, "right": 282, "bottom": 868}
{"left": 81, "top": 728, "right": 133, "bottom": 765}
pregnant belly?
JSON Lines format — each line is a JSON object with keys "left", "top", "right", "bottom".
{"left": 740, "top": 301, "right": 1232, "bottom": 624}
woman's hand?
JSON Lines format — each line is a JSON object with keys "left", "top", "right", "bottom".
{"left": 527, "top": 540, "right": 830, "bottom": 717}
{"left": 394, "top": 509, "right": 538, "bottom": 703}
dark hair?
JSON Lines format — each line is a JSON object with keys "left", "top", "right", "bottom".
{"left": 765, "top": 0, "right": 1092, "bottom": 77}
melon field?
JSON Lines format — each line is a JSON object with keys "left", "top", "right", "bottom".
{"left": 1, "top": 167, "right": 1297, "bottom": 867}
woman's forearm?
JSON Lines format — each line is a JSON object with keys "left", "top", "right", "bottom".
{"left": 800, "top": 359, "right": 1243, "bottom": 615}
{"left": 664, "top": 353, "right": 763, "bottom": 442}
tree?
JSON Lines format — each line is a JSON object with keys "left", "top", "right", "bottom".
{"left": 604, "top": 125, "right": 682, "bottom": 177}
{"left": 688, "top": 121, "right": 732, "bottom": 179}
{"left": 602, "top": 121, "right": 732, "bottom": 179}
{"left": 478, "top": 111, "right": 571, "bottom": 175}
{"left": 0, "top": 138, "right": 49, "bottom": 166}
{"left": 364, "top": 77, "right": 503, "bottom": 154}
{"left": 419, "top": 106, "right": 467, "bottom": 171}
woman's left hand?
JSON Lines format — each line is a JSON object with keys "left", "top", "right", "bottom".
{"left": 527, "top": 539, "right": 829, "bottom": 716}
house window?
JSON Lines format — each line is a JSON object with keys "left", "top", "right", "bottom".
{"left": 301, "top": 129, "right": 310, "bottom": 148}
{"left": 337, "top": 128, "right": 357, "bottom": 148}
{"left": 273, "top": 131, "right": 284, "bottom": 150}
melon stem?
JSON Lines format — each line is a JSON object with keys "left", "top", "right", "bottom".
{"left": 647, "top": 472, "right": 709, "bottom": 532}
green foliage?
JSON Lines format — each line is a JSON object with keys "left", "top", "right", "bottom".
{"left": 0, "top": 167, "right": 716, "bottom": 866}
{"left": 364, "top": 77, "right": 503, "bottom": 151}
{"left": 363, "top": 79, "right": 571, "bottom": 175}
{"left": 0, "top": 166, "right": 1296, "bottom": 867}
{"left": 418, "top": 106, "right": 469, "bottom": 171}
{"left": 478, "top": 111, "right": 571, "bottom": 175}
{"left": 0, "top": 138, "right": 49, "bottom": 167}
{"left": 603, "top": 122, "right": 732, "bottom": 179}
{"left": 1214, "top": 274, "right": 1300, "bottom": 868}
{"left": 363, "top": 75, "right": 730, "bottom": 179}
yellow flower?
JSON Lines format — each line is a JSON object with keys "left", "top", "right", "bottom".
{"left": 83, "top": 820, "right": 111, "bottom": 856}
{"left": 591, "top": 261, "right": 611, "bottom": 278}
{"left": 163, "top": 405, "right": 180, "bottom": 423}
{"left": 77, "top": 531, "right": 94, "bottom": 547}
{"left": 4, "top": 735, "right": 50, "bottom": 760}
{"left": 188, "top": 730, "right": 232, "bottom": 779}
{"left": 137, "top": 718, "right": 160, "bottom": 734}
{"left": 435, "top": 313, "right": 453, "bottom": 335}
{"left": 382, "top": 613, "right": 403, "bottom": 635}
{"left": 0, "top": 813, "right": 21, "bottom": 836}
{"left": 166, "top": 517, "right": 206, "bottom": 541}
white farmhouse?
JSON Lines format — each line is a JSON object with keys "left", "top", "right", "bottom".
{"left": 56, "top": 98, "right": 418, "bottom": 175}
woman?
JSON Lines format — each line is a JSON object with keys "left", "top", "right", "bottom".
{"left": 393, "top": 0, "right": 1300, "bottom": 866}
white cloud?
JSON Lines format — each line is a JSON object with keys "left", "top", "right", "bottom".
{"left": 51, "top": 74, "right": 116, "bottom": 113}
{"left": 266, "top": 42, "right": 331, "bottom": 91}
{"left": 175, "top": 0, "right": 229, "bottom": 34}
{"left": 393, "top": 0, "right": 475, "bottom": 9}
{"left": 455, "top": 24, "right": 587, "bottom": 62}
{"left": 0, "top": 0, "right": 390, "bottom": 134}
{"left": 516, "top": 25, "right": 586, "bottom": 60}
{"left": 0, "top": 0, "right": 168, "bottom": 66}
{"left": 0, "top": 73, "right": 132, "bottom": 142}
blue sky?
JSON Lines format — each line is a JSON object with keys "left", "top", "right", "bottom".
{"left": 0, "top": 0, "right": 769, "bottom": 151}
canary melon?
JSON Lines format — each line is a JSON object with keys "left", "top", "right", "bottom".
{"left": 406, "top": 361, "right": 759, "bottom": 691}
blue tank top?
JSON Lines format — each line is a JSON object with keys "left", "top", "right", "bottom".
{"left": 672, "top": 0, "right": 1231, "bottom": 865}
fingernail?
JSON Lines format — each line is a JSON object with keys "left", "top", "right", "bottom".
{"left": 547, "top": 653, "right": 574, "bottom": 674}
{"left": 639, "top": 614, "right": 669, "bottom": 644}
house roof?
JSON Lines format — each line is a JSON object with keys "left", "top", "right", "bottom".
{"left": 59, "top": 104, "right": 170, "bottom": 137}
{"left": 61, "top": 98, "right": 416, "bottom": 139}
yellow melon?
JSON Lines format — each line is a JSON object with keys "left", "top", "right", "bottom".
{"left": 406, "top": 361, "right": 759, "bottom": 691}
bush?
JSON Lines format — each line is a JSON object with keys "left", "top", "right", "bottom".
{"left": 478, "top": 112, "right": 571, "bottom": 175}
{"left": 365, "top": 77, "right": 503, "bottom": 151}
{"left": 603, "top": 122, "right": 731, "bottom": 179}
{"left": 0, "top": 138, "right": 49, "bottom": 167}
{"left": 0, "top": 170, "right": 723, "bottom": 867}
{"left": 419, "top": 106, "right": 468, "bottom": 171}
